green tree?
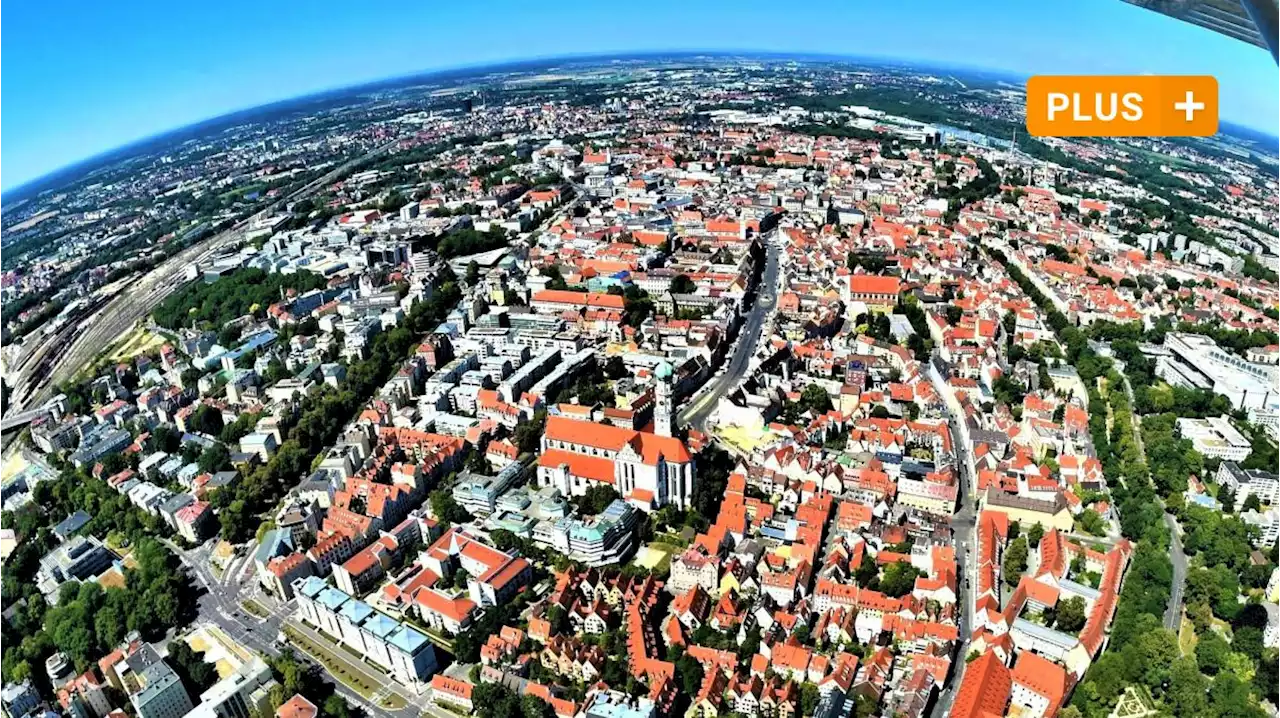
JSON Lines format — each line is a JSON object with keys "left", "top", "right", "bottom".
{"left": 1003, "top": 537, "right": 1029, "bottom": 586}
{"left": 854, "top": 552, "right": 879, "bottom": 588}
{"left": 577, "top": 485, "right": 620, "bottom": 514}
{"left": 800, "top": 683, "right": 820, "bottom": 716}
{"left": 513, "top": 410, "right": 546, "bottom": 454}
{"left": 322, "top": 694, "right": 351, "bottom": 718}
{"left": 1197, "top": 628, "right": 1232, "bottom": 676}
{"left": 430, "top": 490, "right": 471, "bottom": 525}
{"left": 197, "top": 444, "right": 230, "bottom": 474}
{"left": 1076, "top": 509, "right": 1106, "bottom": 537}
{"left": 191, "top": 405, "right": 225, "bottom": 435}
{"left": 1165, "top": 656, "right": 1211, "bottom": 717}
{"left": 1055, "top": 596, "right": 1087, "bottom": 633}
{"left": 153, "top": 268, "right": 328, "bottom": 331}
{"left": 94, "top": 606, "right": 125, "bottom": 649}
{"left": 1027, "top": 522, "right": 1045, "bottom": 548}
{"left": 670, "top": 274, "right": 697, "bottom": 295}
{"left": 604, "top": 356, "right": 627, "bottom": 379}
{"left": 1209, "top": 672, "right": 1263, "bottom": 718}
{"left": 150, "top": 425, "right": 182, "bottom": 453}
{"left": 801, "top": 384, "right": 833, "bottom": 414}
{"left": 675, "top": 652, "right": 704, "bottom": 695}
{"left": 1220, "top": 486, "right": 1237, "bottom": 514}
{"left": 452, "top": 569, "right": 470, "bottom": 591}
{"left": 879, "top": 561, "right": 923, "bottom": 598}
{"left": 490, "top": 529, "right": 519, "bottom": 553}
{"left": 1232, "top": 626, "right": 1265, "bottom": 662}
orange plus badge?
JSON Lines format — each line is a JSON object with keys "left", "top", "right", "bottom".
{"left": 1026, "top": 75, "right": 1218, "bottom": 137}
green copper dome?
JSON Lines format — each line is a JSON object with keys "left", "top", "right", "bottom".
{"left": 655, "top": 361, "right": 674, "bottom": 380}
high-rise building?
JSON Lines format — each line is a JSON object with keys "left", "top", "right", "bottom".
{"left": 187, "top": 657, "right": 275, "bottom": 718}
{"left": 130, "top": 663, "right": 193, "bottom": 718}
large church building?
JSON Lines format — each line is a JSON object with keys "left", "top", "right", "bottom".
{"left": 535, "top": 363, "right": 696, "bottom": 511}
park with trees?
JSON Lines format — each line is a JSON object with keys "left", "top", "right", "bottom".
{"left": 986, "top": 244, "right": 1276, "bottom": 718}
{"left": 152, "top": 268, "right": 329, "bottom": 331}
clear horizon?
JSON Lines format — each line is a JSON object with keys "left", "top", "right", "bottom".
{"left": 4, "top": 0, "right": 1278, "bottom": 193}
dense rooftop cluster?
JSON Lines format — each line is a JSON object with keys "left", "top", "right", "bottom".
{"left": 2, "top": 58, "right": 1278, "bottom": 718}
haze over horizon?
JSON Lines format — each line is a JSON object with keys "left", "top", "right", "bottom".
{"left": 4, "top": 0, "right": 1278, "bottom": 193}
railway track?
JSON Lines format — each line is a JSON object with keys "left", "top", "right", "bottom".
{"left": 8, "top": 139, "right": 401, "bottom": 412}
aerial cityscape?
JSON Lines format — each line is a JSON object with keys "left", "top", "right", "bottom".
{"left": 1, "top": 12, "right": 1279, "bottom": 718}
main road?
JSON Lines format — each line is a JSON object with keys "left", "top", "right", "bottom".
{"left": 926, "top": 360, "right": 977, "bottom": 718}
{"left": 1117, "top": 374, "right": 1188, "bottom": 631}
{"left": 9, "top": 138, "right": 403, "bottom": 412}
{"left": 678, "top": 234, "right": 782, "bottom": 432}
{"left": 1163, "top": 512, "right": 1189, "bottom": 630}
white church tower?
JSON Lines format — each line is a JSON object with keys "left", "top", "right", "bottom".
{"left": 654, "top": 361, "right": 674, "bottom": 437}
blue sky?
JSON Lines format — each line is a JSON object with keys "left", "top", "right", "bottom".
{"left": 3, "top": 0, "right": 1277, "bottom": 191}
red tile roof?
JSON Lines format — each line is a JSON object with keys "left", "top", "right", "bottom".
{"left": 1011, "top": 652, "right": 1068, "bottom": 710}
{"left": 951, "top": 652, "right": 1011, "bottom": 718}
{"left": 849, "top": 275, "right": 902, "bottom": 296}
{"left": 537, "top": 449, "right": 616, "bottom": 484}
{"left": 415, "top": 587, "right": 477, "bottom": 624}
{"left": 544, "top": 416, "right": 692, "bottom": 463}
{"left": 276, "top": 695, "right": 318, "bottom": 718}
{"left": 429, "top": 675, "right": 473, "bottom": 701}
{"left": 532, "top": 289, "right": 625, "bottom": 310}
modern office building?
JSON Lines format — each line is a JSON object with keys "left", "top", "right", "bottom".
{"left": 1241, "top": 508, "right": 1280, "bottom": 547}
{"left": 292, "top": 576, "right": 439, "bottom": 686}
{"left": 2, "top": 680, "right": 41, "bottom": 718}
{"left": 1176, "top": 416, "right": 1253, "bottom": 462}
{"left": 130, "top": 663, "right": 193, "bottom": 718}
{"left": 36, "top": 535, "right": 117, "bottom": 605}
{"left": 69, "top": 425, "right": 133, "bottom": 468}
{"left": 1217, "top": 462, "right": 1280, "bottom": 509}
{"left": 187, "top": 657, "right": 275, "bottom": 718}
{"left": 452, "top": 462, "right": 524, "bottom": 516}
{"left": 1155, "top": 333, "right": 1280, "bottom": 413}
{"left": 529, "top": 499, "right": 641, "bottom": 567}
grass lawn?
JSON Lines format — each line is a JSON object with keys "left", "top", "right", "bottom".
{"left": 634, "top": 542, "right": 680, "bottom": 572}
{"left": 1178, "top": 615, "right": 1198, "bottom": 656}
{"left": 653, "top": 531, "right": 691, "bottom": 549}
{"left": 282, "top": 623, "right": 410, "bottom": 709}
{"left": 105, "top": 325, "right": 168, "bottom": 362}
{"left": 416, "top": 624, "right": 456, "bottom": 653}
{"left": 241, "top": 599, "right": 269, "bottom": 618}
{"left": 1124, "top": 145, "right": 1200, "bottom": 171}
{"left": 283, "top": 625, "right": 379, "bottom": 699}
{"left": 717, "top": 424, "right": 769, "bottom": 454}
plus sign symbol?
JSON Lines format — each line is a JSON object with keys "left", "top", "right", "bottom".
{"left": 1174, "top": 90, "right": 1206, "bottom": 123}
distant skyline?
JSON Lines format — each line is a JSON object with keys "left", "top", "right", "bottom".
{"left": 3, "top": 0, "right": 1278, "bottom": 193}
